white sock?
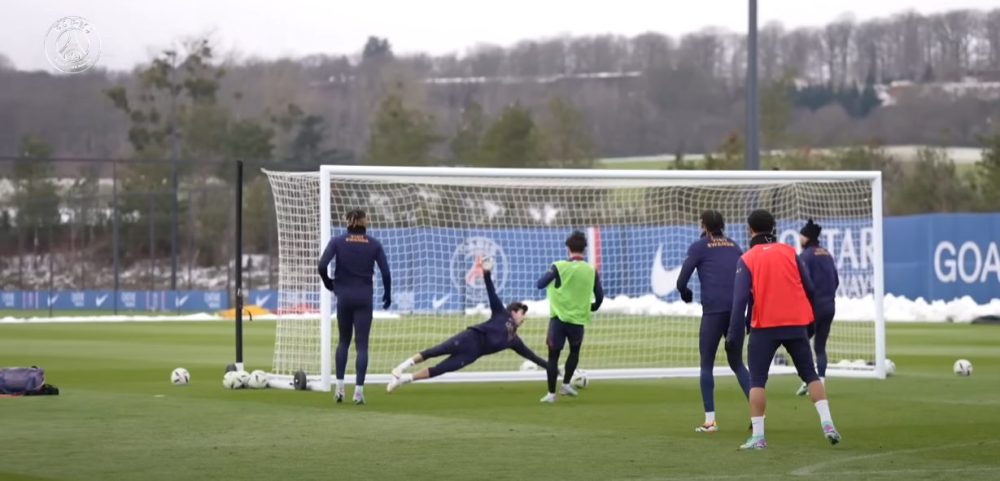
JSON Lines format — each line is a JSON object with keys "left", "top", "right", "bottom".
{"left": 705, "top": 411, "right": 716, "bottom": 424}
{"left": 354, "top": 385, "right": 364, "bottom": 395}
{"left": 336, "top": 379, "right": 345, "bottom": 393}
{"left": 396, "top": 359, "right": 415, "bottom": 372}
{"left": 401, "top": 373, "right": 414, "bottom": 384}
{"left": 814, "top": 399, "right": 833, "bottom": 424}
{"left": 751, "top": 416, "right": 765, "bottom": 437}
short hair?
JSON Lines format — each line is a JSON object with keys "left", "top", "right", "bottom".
{"left": 747, "top": 209, "right": 776, "bottom": 234}
{"left": 565, "top": 231, "right": 587, "bottom": 254}
{"left": 700, "top": 210, "right": 725, "bottom": 234}
{"left": 508, "top": 301, "right": 528, "bottom": 314}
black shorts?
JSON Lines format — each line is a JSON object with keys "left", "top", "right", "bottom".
{"left": 748, "top": 326, "right": 820, "bottom": 388}
{"left": 547, "top": 318, "right": 585, "bottom": 350}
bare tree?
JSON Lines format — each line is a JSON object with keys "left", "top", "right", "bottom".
{"left": 823, "top": 16, "right": 855, "bottom": 86}
{"left": 628, "top": 33, "right": 673, "bottom": 71}
{"left": 986, "top": 9, "right": 1000, "bottom": 68}
{"left": 760, "top": 22, "right": 786, "bottom": 82}
{"left": 781, "top": 28, "right": 823, "bottom": 81}
{"left": 853, "top": 20, "right": 888, "bottom": 83}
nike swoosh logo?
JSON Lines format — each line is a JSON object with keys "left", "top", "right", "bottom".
{"left": 176, "top": 294, "right": 189, "bottom": 307}
{"left": 95, "top": 294, "right": 109, "bottom": 307}
{"left": 254, "top": 294, "right": 272, "bottom": 306}
{"left": 432, "top": 294, "right": 451, "bottom": 310}
{"left": 47, "top": 294, "right": 59, "bottom": 306}
{"left": 650, "top": 245, "right": 684, "bottom": 297}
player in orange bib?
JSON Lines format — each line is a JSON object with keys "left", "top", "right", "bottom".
{"left": 726, "top": 209, "right": 841, "bottom": 450}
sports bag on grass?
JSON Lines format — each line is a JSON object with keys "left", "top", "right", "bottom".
{"left": 0, "top": 367, "right": 59, "bottom": 396}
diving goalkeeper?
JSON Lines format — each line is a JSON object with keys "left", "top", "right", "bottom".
{"left": 387, "top": 257, "right": 548, "bottom": 393}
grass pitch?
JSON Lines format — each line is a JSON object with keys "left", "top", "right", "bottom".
{"left": 0, "top": 319, "right": 998, "bottom": 481}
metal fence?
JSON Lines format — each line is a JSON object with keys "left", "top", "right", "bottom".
{"left": 0, "top": 157, "right": 287, "bottom": 304}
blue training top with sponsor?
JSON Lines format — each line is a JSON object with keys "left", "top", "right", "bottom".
{"left": 799, "top": 244, "right": 839, "bottom": 305}
{"left": 318, "top": 230, "right": 391, "bottom": 301}
{"left": 676, "top": 234, "right": 743, "bottom": 314}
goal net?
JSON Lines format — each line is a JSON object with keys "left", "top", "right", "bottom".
{"left": 263, "top": 166, "right": 885, "bottom": 391}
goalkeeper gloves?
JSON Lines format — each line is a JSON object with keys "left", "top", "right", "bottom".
{"left": 480, "top": 256, "right": 495, "bottom": 272}
{"left": 382, "top": 292, "right": 392, "bottom": 310}
{"left": 679, "top": 288, "right": 693, "bottom": 303}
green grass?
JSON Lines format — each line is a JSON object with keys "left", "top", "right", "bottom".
{"left": 1, "top": 320, "right": 998, "bottom": 481}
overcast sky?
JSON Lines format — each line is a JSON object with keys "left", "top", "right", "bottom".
{"left": 3, "top": 0, "right": 997, "bottom": 72}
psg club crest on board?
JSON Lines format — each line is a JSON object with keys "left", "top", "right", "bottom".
{"left": 449, "top": 237, "right": 509, "bottom": 292}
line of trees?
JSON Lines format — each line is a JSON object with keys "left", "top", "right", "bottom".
{"left": 4, "top": 8, "right": 1000, "bottom": 160}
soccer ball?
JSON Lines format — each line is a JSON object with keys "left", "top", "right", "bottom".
{"left": 247, "top": 370, "right": 269, "bottom": 389}
{"left": 223, "top": 370, "right": 248, "bottom": 389}
{"left": 520, "top": 360, "right": 539, "bottom": 372}
{"left": 953, "top": 359, "right": 973, "bottom": 376}
{"left": 170, "top": 368, "right": 190, "bottom": 385}
{"left": 571, "top": 369, "right": 589, "bottom": 389}
{"left": 884, "top": 359, "right": 896, "bottom": 376}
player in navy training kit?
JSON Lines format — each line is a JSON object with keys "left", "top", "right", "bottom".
{"left": 387, "top": 257, "right": 548, "bottom": 393}
{"left": 796, "top": 219, "right": 840, "bottom": 396}
{"left": 676, "top": 210, "right": 752, "bottom": 432}
{"left": 318, "top": 209, "right": 392, "bottom": 405}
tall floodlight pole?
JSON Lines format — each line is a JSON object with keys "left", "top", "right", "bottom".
{"left": 746, "top": 0, "right": 761, "bottom": 170}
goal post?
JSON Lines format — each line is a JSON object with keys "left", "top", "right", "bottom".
{"left": 264, "top": 166, "right": 886, "bottom": 391}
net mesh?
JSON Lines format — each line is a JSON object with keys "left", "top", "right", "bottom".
{"left": 264, "top": 168, "right": 880, "bottom": 381}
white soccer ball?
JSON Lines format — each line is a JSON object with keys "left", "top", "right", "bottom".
{"left": 953, "top": 359, "right": 973, "bottom": 376}
{"left": 520, "top": 360, "right": 539, "bottom": 371}
{"left": 571, "top": 369, "right": 589, "bottom": 389}
{"left": 222, "top": 371, "right": 244, "bottom": 389}
{"left": 247, "top": 370, "right": 269, "bottom": 389}
{"left": 884, "top": 359, "right": 896, "bottom": 376}
{"left": 170, "top": 368, "right": 190, "bottom": 385}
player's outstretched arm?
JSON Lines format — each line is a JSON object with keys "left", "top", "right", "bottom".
{"left": 510, "top": 337, "right": 548, "bottom": 370}
{"left": 676, "top": 243, "right": 700, "bottom": 303}
{"left": 375, "top": 240, "right": 392, "bottom": 308}
{"left": 726, "top": 259, "right": 752, "bottom": 350}
{"left": 318, "top": 238, "right": 337, "bottom": 292}
{"left": 536, "top": 264, "right": 560, "bottom": 289}
{"left": 591, "top": 271, "right": 605, "bottom": 311}
{"left": 482, "top": 261, "right": 504, "bottom": 314}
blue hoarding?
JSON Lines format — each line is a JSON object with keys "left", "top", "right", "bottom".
{"left": 3, "top": 213, "right": 998, "bottom": 312}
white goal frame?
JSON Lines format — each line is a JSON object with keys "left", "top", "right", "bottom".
{"left": 276, "top": 166, "right": 885, "bottom": 391}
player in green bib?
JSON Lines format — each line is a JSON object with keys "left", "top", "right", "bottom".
{"left": 536, "top": 231, "right": 604, "bottom": 403}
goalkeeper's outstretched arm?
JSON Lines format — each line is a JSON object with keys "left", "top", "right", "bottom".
{"left": 483, "top": 263, "right": 504, "bottom": 314}
{"left": 509, "top": 337, "right": 548, "bottom": 370}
